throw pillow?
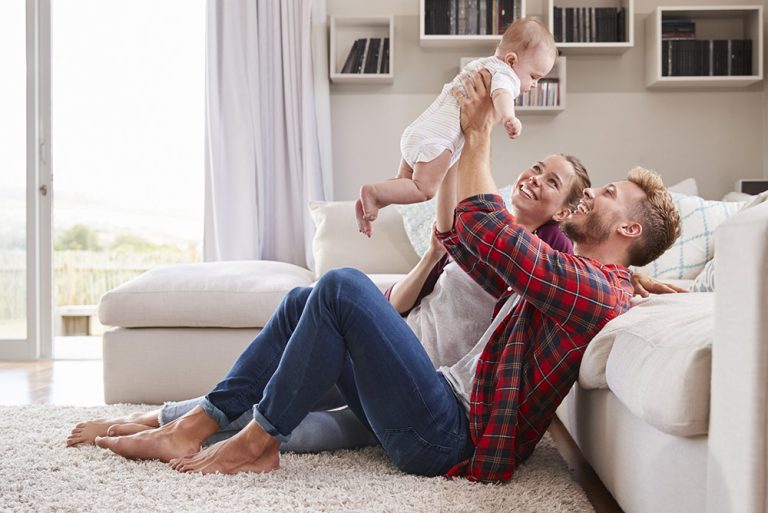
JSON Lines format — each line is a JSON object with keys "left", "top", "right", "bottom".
{"left": 632, "top": 192, "right": 746, "bottom": 280}
{"left": 396, "top": 185, "right": 514, "bottom": 257}
{"left": 689, "top": 190, "right": 768, "bottom": 292}
{"left": 667, "top": 178, "right": 699, "bottom": 196}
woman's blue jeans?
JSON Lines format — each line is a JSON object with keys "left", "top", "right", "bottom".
{"left": 199, "top": 268, "right": 473, "bottom": 477}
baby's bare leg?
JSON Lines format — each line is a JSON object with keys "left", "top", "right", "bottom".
{"left": 356, "top": 159, "right": 415, "bottom": 237}
{"left": 359, "top": 151, "right": 451, "bottom": 223}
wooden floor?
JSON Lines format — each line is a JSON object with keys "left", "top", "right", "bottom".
{"left": 0, "top": 357, "right": 622, "bottom": 513}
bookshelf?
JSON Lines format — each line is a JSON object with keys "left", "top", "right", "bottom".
{"left": 645, "top": 6, "right": 763, "bottom": 88}
{"left": 458, "top": 56, "right": 567, "bottom": 113}
{"left": 547, "top": 0, "right": 634, "bottom": 54}
{"left": 420, "top": 0, "right": 526, "bottom": 48}
{"left": 330, "top": 16, "right": 394, "bottom": 84}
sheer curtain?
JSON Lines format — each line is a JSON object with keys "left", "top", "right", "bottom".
{"left": 204, "top": 0, "right": 333, "bottom": 269}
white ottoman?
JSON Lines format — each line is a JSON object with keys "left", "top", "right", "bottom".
{"left": 98, "top": 260, "right": 316, "bottom": 404}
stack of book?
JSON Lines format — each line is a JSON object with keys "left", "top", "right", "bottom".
{"left": 340, "top": 38, "right": 390, "bottom": 74}
{"left": 424, "top": 0, "right": 523, "bottom": 36}
{"left": 515, "top": 78, "right": 560, "bottom": 108}
{"left": 552, "top": 7, "right": 626, "bottom": 43}
{"left": 661, "top": 39, "right": 752, "bottom": 76}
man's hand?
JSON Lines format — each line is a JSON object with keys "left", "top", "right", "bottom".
{"left": 451, "top": 69, "right": 500, "bottom": 137}
{"left": 504, "top": 117, "right": 522, "bottom": 139}
{"left": 631, "top": 272, "right": 689, "bottom": 297}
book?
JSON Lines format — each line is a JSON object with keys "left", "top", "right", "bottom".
{"left": 341, "top": 39, "right": 364, "bottom": 74}
{"left": 364, "top": 38, "right": 381, "bottom": 74}
{"left": 379, "top": 38, "right": 390, "bottom": 74}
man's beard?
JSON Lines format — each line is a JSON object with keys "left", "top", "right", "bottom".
{"left": 561, "top": 211, "right": 616, "bottom": 246}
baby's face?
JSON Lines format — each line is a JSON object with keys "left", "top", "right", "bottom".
{"left": 512, "top": 49, "right": 555, "bottom": 93}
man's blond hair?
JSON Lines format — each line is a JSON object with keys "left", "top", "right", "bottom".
{"left": 626, "top": 167, "right": 680, "bottom": 267}
{"left": 499, "top": 17, "right": 557, "bottom": 59}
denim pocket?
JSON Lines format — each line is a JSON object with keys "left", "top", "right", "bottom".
{"left": 381, "top": 427, "right": 455, "bottom": 477}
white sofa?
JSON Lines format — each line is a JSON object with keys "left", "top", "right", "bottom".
{"left": 99, "top": 198, "right": 768, "bottom": 513}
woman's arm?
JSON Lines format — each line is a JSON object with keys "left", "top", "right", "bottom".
{"left": 388, "top": 163, "right": 461, "bottom": 314}
{"left": 388, "top": 233, "right": 447, "bottom": 314}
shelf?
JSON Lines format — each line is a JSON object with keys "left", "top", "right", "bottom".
{"left": 548, "top": 0, "right": 634, "bottom": 54}
{"left": 420, "top": 0, "right": 525, "bottom": 48}
{"left": 329, "top": 16, "right": 394, "bottom": 84}
{"left": 645, "top": 5, "right": 764, "bottom": 88}
{"left": 457, "top": 56, "right": 567, "bottom": 113}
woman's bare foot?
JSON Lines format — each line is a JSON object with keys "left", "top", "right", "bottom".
{"left": 66, "top": 410, "right": 160, "bottom": 447}
{"left": 355, "top": 199, "right": 373, "bottom": 237}
{"left": 95, "top": 406, "right": 219, "bottom": 463}
{"left": 170, "top": 420, "right": 280, "bottom": 475}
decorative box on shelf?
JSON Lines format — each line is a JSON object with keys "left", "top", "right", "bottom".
{"left": 644, "top": 5, "right": 763, "bottom": 88}
{"left": 330, "top": 16, "right": 394, "bottom": 84}
{"left": 548, "top": 0, "right": 634, "bottom": 54}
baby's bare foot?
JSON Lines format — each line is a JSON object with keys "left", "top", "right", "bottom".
{"left": 355, "top": 199, "right": 373, "bottom": 238}
{"left": 359, "top": 184, "right": 380, "bottom": 222}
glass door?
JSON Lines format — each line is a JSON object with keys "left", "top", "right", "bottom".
{"left": 0, "top": 0, "right": 52, "bottom": 360}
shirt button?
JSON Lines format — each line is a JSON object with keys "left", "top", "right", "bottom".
{"left": 507, "top": 287, "right": 513, "bottom": 292}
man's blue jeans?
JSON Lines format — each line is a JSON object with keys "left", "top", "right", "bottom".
{"left": 199, "top": 268, "right": 473, "bottom": 477}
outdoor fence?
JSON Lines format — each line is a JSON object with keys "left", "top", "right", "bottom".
{"left": 0, "top": 249, "right": 200, "bottom": 321}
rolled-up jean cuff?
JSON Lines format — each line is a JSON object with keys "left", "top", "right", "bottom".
{"left": 253, "top": 405, "right": 291, "bottom": 443}
{"left": 199, "top": 397, "right": 230, "bottom": 429}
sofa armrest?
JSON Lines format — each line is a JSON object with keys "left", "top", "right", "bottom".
{"left": 707, "top": 201, "right": 768, "bottom": 513}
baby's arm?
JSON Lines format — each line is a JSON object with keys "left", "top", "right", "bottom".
{"left": 491, "top": 89, "right": 521, "bottom": 139}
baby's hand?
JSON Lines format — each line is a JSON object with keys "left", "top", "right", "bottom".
{"left": 504, "top": 117, "right": 522, "bottom": 139}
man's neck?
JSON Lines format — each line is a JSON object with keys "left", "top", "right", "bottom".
{"left": 572, "top": 242, "right": 628, "bottom": 267}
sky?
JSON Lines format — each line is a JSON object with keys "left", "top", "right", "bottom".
{"left": 1, "top": 0, "right": 205, "bottom": 247}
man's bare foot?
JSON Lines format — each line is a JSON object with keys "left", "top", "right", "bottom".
{"left": 359, "top": 184, "right": 381, "bottom": 222}
{"left": 355, "top": 199, "right": 373, "bottom": 238}
{"left": 66, "top": 410, "right": 160, "bottom": 447}
{"left": 95, "top": 406, "right": 219, "bottom": 463}
{"left": 170, "top": 420, "right": 280, "bottom": 475}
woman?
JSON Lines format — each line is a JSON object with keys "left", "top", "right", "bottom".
{"left": 67, "top": 154, "right": 676, "bottom": 449}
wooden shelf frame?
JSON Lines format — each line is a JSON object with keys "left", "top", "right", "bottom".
{"left": 547, "top": 0, "right": 635, "bottom": 54}
{"left": 330, "top": 16, "right": 394, "bottom": 84}
{"left": 644, "top": 5, "right": 764, "bottom": 88}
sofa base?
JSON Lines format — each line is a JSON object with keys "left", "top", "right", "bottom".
{"left": 103, "top": 327, "right": 261, "bottom": 404}
{"left": 556, "top": 385, "right": 708, "bottom": 513}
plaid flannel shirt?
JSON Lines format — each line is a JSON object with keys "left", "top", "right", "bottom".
{"left": 436, "top": 194, "right": 634, "bottom": 483}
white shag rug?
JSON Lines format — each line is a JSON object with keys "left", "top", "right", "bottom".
{"left": 0, "top": 405, "right": 594, "bottom": 513}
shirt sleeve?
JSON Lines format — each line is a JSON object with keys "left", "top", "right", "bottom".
{"left": 450, "top": 194, "right": 627, "bottom": 332}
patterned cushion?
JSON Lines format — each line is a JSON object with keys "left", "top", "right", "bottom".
{"left": 633, "top": 193, "right": 745, "bottom": 280}
{"left": 396, "top": 185, "right": 514, "bottom": 257}
{"left": 689, "top": 190, "right": 768, "bottom": 291}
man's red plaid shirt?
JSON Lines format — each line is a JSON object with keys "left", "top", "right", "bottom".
{"left": 436, "top": 194, "right": 634, "bottom": 483}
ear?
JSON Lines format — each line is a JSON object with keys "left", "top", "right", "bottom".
{"left": 504, "top": 52, "right": 518, "bottom": 67}
{"left": 551, "top": 207, "right": 571, "bottom": 223}
{"left": 618, "top": 222, "right": 643, "bottom": 239}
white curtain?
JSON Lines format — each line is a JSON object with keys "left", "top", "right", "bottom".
{"left": 204, "top": 0, "right": 333, "bottom": 269}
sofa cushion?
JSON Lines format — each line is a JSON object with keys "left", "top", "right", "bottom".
{"left": 309, "top": 201, "right": 418, "bottom": 276}
{"left": 633, "top": 193, "right": 745, "bottom": 279}
{"left": 580, "top": 293, "right": 714, "bottom": 437}
{"left": 99, "top": 260, "right": 315, "bottom": 328}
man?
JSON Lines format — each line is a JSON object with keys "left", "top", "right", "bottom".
{"left": 94, "top": 69, "right": 680, "bottom": 482}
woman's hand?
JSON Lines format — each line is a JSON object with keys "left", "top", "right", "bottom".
{"left": 631, "top": 272, "right": 688, "bottom": 297}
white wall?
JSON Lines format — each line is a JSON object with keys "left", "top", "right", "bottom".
{"left": 328, "top": 0, "right": 767, "bottom": 200}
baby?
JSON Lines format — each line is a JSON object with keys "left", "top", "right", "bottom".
{"left": 356, "top": 17, "right": 558, "bottom": 237}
